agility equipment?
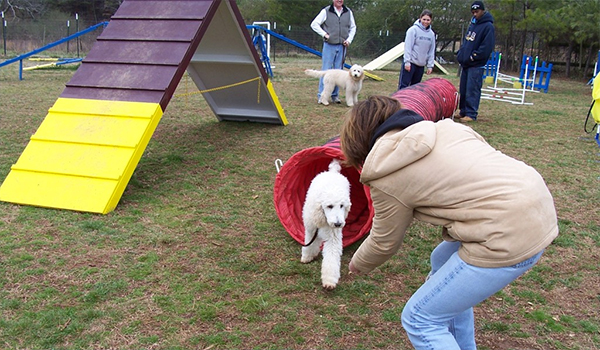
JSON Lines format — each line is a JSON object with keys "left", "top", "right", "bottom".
{"left": 519, "top": 54, "right": 553, "bottom": 93}
{"left": 481, "top": 51, "right": 557, "bottom": 106}
{"left": 274, "top": 137, "right": 374, "bottom": 248}
{"left": 0, "top": 0, "right": 287, "bottom": 214}
{"left": 483, "top": 51, "right": 500, "bottom": 81}
{"left": 246, "top": 24, "right": 383, "bottom": 81}
{"left": 364, "top": 42, "right": 405, "bottom": 71}
{"left": 362, "top": 41, "right": 449, "bottom": 75}
{"left": 23, "top": 57, "right": 83, "bottom": 71}
{"left": 482, "top": 53, "right": 537, "bottom": 105}
{"left": 274, "top": 78, "right": 457, "bottom": 247}
{"left": 0, "top": 22, "right": 108, "bottom": 80}
{"left": 391, "top": 78, "right": 458, "bottom": 121}
{"left": 584, "top": 74, "right": 600, "bottom": 147}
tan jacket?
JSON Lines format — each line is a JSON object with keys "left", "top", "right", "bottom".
{"left": 351, "top": 119, "right": 558, "bottom": 273}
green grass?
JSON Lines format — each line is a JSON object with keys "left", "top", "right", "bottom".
{"left": 0, "top": 56, "right": 599, "bottom": 349}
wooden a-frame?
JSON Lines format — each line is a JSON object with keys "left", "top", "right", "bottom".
{"left": 0, "top": 0, "right": 287, "bottom": 214}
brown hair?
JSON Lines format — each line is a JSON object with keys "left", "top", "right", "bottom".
{"left": 420, "top": 9, "right": 433, "bottom": 20}
{"left": 340, "top": 95, "right": 403, "bottom": 169}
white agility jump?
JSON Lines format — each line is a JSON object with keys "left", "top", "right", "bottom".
{"left": 482, "top": 53, "right": 539, "bottom": 105}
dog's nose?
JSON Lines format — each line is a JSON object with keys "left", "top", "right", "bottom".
{"left": 334, "top": 222, "right": 343, "bottom": 228}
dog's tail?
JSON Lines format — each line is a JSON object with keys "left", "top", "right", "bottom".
{"left": 304, "top": 69, "right": 327, "bottom": 78}
{"left": 328, "top": 159, "right": 342, "bottom": 173}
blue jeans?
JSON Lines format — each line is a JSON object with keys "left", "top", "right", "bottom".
{"left": 398, "top": 63, "right": 425, "bottom": 90}
{"left": 319, "top": 42, "right": 345, "bottom": 99}
{"left": 401, "top": 241, "right": 544, "bottom": 350}
{"left": 458, "top": 66, "right": 484, "bottom": 119}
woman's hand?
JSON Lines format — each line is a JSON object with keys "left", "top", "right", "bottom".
{"left": 349, "top": 261, "right": 361, "bottom": 275}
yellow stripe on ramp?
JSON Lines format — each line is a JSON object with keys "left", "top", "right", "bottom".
{"left": 267, "top": 80, "right": 288, "bottom": 126}
{"left": 0, "top": 98, "right": 163, "bottom": 214}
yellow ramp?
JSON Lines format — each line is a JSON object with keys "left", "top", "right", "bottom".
{"left": 0, "top": 98, "right": 163, "bottom": 214}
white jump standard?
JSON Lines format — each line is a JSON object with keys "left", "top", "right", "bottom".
{"left": 481, "top": 53, "right": 538, "bottom": 105}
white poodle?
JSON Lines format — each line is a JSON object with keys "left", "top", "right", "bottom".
{"left": 305, "top": 64, "right": 365, "bottom": 107}
{"left": 300, "top": 159, "right": 351, "bottom": 290}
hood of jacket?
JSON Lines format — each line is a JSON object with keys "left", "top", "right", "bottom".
{"left": 368, "top": 109, "right": 424, "bottom": 150}
{"left": 363, "top": 111, "right": 435, "bottom": 182}
{"left": 414, "top": 19, "right": 431, "bottom": 32}
{"left": 473, "top": 11, "right": 494, "bottom": 25}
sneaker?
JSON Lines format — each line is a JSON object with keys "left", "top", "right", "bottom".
{"left": 333, "top": 97, "right": 342, "bottom": 104}
{"left": 459, "top": 116, "right": 476, "bottom": 123}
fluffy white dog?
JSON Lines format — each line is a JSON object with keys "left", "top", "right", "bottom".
{"left": 300, "top": 159, "right": 351, "bottom": 290}
{"left": 305, "top": 64, "right": 365, "bottom": 107}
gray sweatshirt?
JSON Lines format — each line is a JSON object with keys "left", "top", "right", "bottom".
{"left": 404, "top": 19, "right": 436, "bottom": 68}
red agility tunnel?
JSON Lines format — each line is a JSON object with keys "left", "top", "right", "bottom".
{"left": 273, "top": 137, "right": 374, "bottom": 248}
{"left": 391, "top": 77, "right": 458, "bottom": 121}
{"left": 274, "top": 78, "right": 458, "bottom": 248}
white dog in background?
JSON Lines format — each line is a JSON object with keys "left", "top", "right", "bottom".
{"left": 300, "top": 159, "right": 351, "bottom": 290}
{"left": 305, "top": 64, "right": 365, "bottom": 107}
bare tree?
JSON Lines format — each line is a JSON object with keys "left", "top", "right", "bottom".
{"left": 1, "top": 0, "right": 47, "bottom": 20}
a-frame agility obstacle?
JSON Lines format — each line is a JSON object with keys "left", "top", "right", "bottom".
{"left": 0, "top": 0, "right": 287, "bottom": 214}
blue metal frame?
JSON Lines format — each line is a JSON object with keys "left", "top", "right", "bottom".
{"left": 0, "top": 21, "right": 108, "bottom": 79}
{"left": 246, "top": 25, "right": 355, "bottom": 71}
{"left": 251, "top": 31, "right": 273, "bottom": 77}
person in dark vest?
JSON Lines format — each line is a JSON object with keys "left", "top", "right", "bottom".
{"left": 310, "top": 0, "right": 357, "bottom": 104}
{"left": 455, "top": 1, "right": 495, "bottom": 122}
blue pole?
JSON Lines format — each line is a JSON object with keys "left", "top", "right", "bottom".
{"left": 245, "top": 25, "right": 354, "bottom": 70}
{"left": 0, "top": 21, "right": 108, "bottom": 79}
{"left": 0, "top": 21, "right": 108, "bottom": 69}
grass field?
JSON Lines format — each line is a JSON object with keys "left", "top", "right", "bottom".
{"left": 0, "top": 56, "right": 599, "bottom": 350}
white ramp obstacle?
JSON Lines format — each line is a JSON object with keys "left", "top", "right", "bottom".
{"left": 363, "top": 42, "right": 449, "bottom": 75}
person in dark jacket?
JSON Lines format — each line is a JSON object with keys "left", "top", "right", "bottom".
{"left": 455, "top": 1, "right": 495, "bottom": 122}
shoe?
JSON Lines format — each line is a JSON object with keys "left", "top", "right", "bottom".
{"left": 333, "top": 97, "right": 342, "bottom": 104}
{"left": 453, "top": 110, "right": 465, "bottom": 119}
{"left": 459, "top": 116, "right": 476, "bottom": 123}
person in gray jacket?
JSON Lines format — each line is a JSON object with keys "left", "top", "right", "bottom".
{"left": 340, "top": 95, "right": 558, "bottom": 350}
{"left": 398, "top": 9, "right": 436, "bottom": 90}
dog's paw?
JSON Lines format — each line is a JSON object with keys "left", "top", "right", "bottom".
{"left": 322, "top": 281, "right": 337, "bottom": 290}
{"left": 321, "top": 275, "right": 339, "bottom": 290}
{"left": 320, "top": 100, "right": 329, "bottom": 106}
{"left": 301, "top": 255, "right": 314, "bottom": 263}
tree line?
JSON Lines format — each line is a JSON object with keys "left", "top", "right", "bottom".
{"left": 1, "top": 0, "right": 598, "bottom": 78}
{"left": 237, "top": 0, "right": 599, "bottom": 78}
